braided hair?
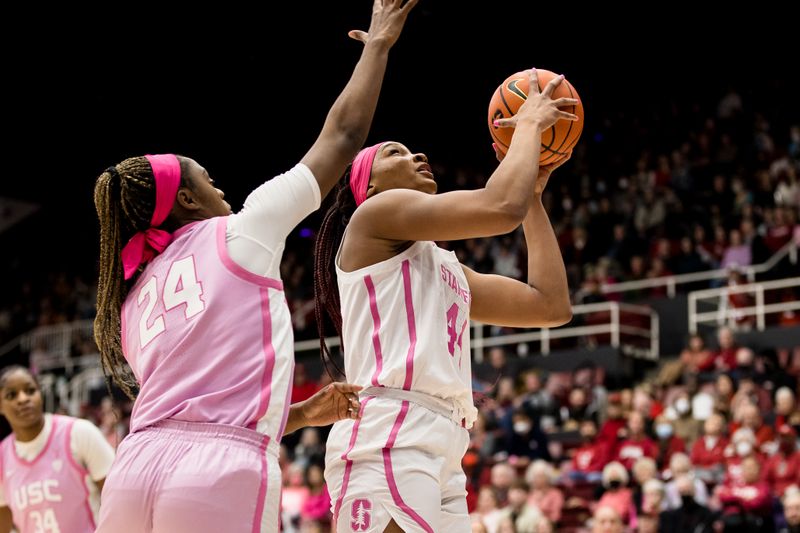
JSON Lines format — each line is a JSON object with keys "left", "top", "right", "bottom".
{"left": 93, "top": 156, "right": 189, "bottom": 399}
{"left": 313, "top": 166, "right": 357, "bottom": 379}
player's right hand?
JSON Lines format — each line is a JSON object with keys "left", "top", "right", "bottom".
{"left": 348, "top": 0, "right": 420, "bottom": 49}
{"left": 494, "top": 69, "right": 579, "bottom": 132}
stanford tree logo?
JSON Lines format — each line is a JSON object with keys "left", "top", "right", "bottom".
{"left": 351, "top": 498, "right": 372, "bottom": 531}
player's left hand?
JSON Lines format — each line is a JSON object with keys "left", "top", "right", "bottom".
{"left": 302, "top": 382, "right": 363, "bottom": 427}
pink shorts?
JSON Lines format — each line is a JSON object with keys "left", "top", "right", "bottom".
{"left": 96, "top": 419, "right": 281, "bottom": 533}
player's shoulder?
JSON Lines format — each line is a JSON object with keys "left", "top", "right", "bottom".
{"left": 67, "top": 417, "right": 104, "bottom": 439}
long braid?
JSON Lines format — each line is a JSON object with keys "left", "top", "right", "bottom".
{"left": 313, "top": 168, "right": 357, "bottom": 380}
{"left": 93, "top": 156, "right": 157, "bottom": 399}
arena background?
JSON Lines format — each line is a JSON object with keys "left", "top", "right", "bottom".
{"left": 2, "top": 3, "right": 799, "bottom": 532}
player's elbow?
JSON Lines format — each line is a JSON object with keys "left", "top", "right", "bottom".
{"left": 492, "top": 201, "right": 528, "bottom": 232}
{"left": 547, "top": 306, "right": 573, "bottom": 327}
{"left": 526, "top": 301, "right": 573, "bottom": 328}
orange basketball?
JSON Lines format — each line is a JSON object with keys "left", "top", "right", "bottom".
{"left": 488, "top": 69, "right": 584, "bottom": 165}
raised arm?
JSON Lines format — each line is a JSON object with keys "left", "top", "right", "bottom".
{"left": 464, "top": 157, "right": 572, "bottom": 328}
{"left": 353, "top": 69, "right": 579, "bottom": 242}
{"left": 300, "top": 0, "right": 418, "bottom": 198}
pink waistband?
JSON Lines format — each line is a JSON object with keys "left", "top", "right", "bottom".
{"left": 140, "top": 419, "right": 279, "bottom": 457}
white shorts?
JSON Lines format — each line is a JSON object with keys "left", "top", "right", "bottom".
{"left": 325, "top": 389, "right": 471, "bottom": 533}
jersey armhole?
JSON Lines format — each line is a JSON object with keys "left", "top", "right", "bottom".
{"left": 215, "top": 217, "right": 284, "bottom": 290}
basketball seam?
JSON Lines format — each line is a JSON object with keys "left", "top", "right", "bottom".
{"left": 551, "top": 80, "right": 578, "bottom": 155}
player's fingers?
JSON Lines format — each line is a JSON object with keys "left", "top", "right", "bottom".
{"left": 348, "top": 30, "right": 368, "bottom": 43}
{"left": 557, "top": 111, "right": 580, "bottom": 121}
{"left": 553, "top": 97, "right": 580, "bottom": 108}
{"left": 493, "top": 117, "right": 516, "bottom": 129}
{"left": 334, "top": 383, "right": 364, "bottom": 393}
{"left": 401, "top": 0, "right": 420, "bottom": 13}
{"left": 528, "top": 68, "right": 540, "bottom": 95}
{"left": 492, "top": 143, "right": 505, "bottom": 162}
{"left": 541, "top": 74, "right": 565, "bottom": 98}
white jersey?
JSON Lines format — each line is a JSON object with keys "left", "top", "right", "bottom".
{"left": 336, "top": 240, "right": 477, "bottom": 427}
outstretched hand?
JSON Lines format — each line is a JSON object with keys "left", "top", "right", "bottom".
{"left": 348, "top": 0, "right": 419, "bottom": 48}
{"left": 301, "top": 382, "right": 363, "bottom": 427}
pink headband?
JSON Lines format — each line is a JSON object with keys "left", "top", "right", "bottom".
{"left": 349, "top": 142, "right": 386, "bottom": 206}
{"left": 120, "top": 154, "right": 182, "bottom": 280}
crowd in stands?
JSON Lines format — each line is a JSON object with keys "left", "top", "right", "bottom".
{"left": 0, "top": 74, "right": 799, "bottom": 532}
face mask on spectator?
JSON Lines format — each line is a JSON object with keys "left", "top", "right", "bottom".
{"left": 736, "top": 441, "right": 753, "bottom": 457}
{"left": 655, "top": 423, "right": 673, "bottom": 439}
{"left": 608, "top": 480, "right": 622, "bottom": 489}
{"left": 675, "top": 398, "right": 690, "bottom": 415}
{"left": 681, "top": 494, "right": 695, "bottom": 508}
{"left": 513, "top": 421, "right": 531, "bottom": 434}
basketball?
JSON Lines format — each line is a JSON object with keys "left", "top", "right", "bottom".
{"left": 488, "top": 69, "right": 584, "bottom": 165}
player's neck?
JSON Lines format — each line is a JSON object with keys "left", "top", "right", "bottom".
{"left": 14, "top": 416, "right": 45, "bottom": 443}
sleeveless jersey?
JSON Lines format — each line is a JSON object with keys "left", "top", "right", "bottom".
{"left": 120, "top": 216, "right": 294, "bottom": 438}
{"left": 336, "top": 240, "right": 477, "bottom": 427}
{"left": 0, "top": 415, "right": 95, "bottom": 533}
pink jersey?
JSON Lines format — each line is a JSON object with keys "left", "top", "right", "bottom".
{"left": 120, "top": 216, "right": 294, "bottom": 438}
{"left": 336, "top": 240, "right": 477, "bottom": 427}
{"left": 0, "top": 415, "right": 95, "bottom": 533}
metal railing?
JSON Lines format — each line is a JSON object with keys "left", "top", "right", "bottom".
{"left": 296, "top": 301, "right": 660, "bottom": 362}
{"left": 29, "top": 301, "right": 660, "bottom": 415}
{"left": 688, "top": 276, "right": 800, "bottom": 334}
{"left": 600, "top": 239, "right": 798, "bottom": 299}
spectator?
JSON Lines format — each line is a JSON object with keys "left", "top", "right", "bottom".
{"left": 731, "top": 403, "right": 774, "bottom": 452}
{"left": 638, "top": 479, "right": 666, "bottom": 533}
{"left": 591, "top": 506, "right": 624, "bottom": 533}
{"left": 631, "top": 457, "right": 659, "bottom": 518}
{"left": 294, "top": 428, "right": 325, "bottom": 469}
{"left": 691, "top": 412, "right": 729, "bottom": 483}
{"left": 518, "top": 370, "right": 557, "bottom": 426}
{"left": 300, "top": 463, "right": 330, "bottom": 526}
{"left": 713, "top": 373, "right": 736, "bottom": 418}
{"left": 699, "top": 326, "right": 738, "bottom": 372}
{"left": 290, "top": 363, "right": 320, "bottom": 404}
{"left": 597, "top": 393, "right": 627, "bottom": 447}
{"left": 569, "top": 419, "right": 611, "bottom": 482}
{"left": 615, "top": 411, "right": 657, "bottom": 470}
{"left": 560, "top": 387, "right": 592, "bottom": 430}
{"left": 281, "top": 463, "right": 310, "bottom": 531}
{"left": 724, "top": 427, "right": 761, "bottom": 485}
{"left": 525, "top": 460, "right": 564, "bottom": 524}
{"left": 781, "top": 488, "right": 800, "bottom": 533}
{"left": 717, "top": 455, "right": 773, "bottom": 531}
{"left": 504, "top": 407, "right": 550, "bottom": 465}
{"left": 764, "top": 425, "right": 800, "bottom": 498}
{"left": 659, "top": 474, "right": 715, "bottom": 533}
{"left": 596, "top": 462, "right": 634, "bottom": 524}
{"left": 490, "top": 463, "right": 518, "bottom": 505}
{"left": 471, "top": 486, "right": 503, "bottom": 533}
{"left": 652, "top": 416, "right": 686, "bottom": 470}
{"left": 667, "top": 392, "right": 701, "bottom": 445}
{"left": 475, "top": 347, "right": 517, "bottom": 384}
{"left": 499, "top": 480, "right": 544, "bottom": 533}
{"left": 775, "top": 387, "right": 800, "bottom": 429}
{"left": 680, "top": 333, "right": 713, "bottom": 375}
{"left": 664, "top": 452, "right": 709, "bottom": 508}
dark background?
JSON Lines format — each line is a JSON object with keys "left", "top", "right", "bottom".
{"left": 3, "top": 2, "right": 798, "bottom": 268}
